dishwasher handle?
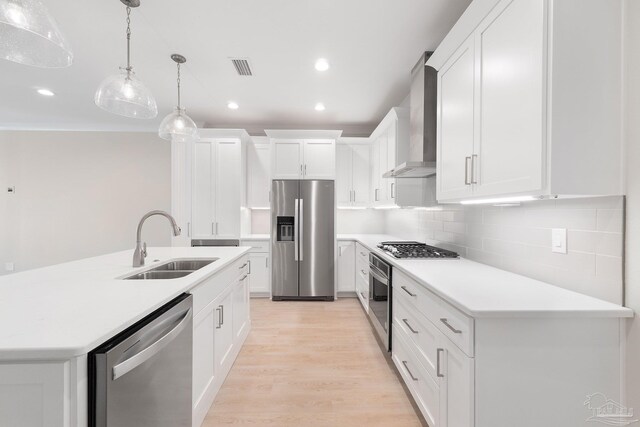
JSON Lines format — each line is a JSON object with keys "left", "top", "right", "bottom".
{"left": 112, "top": 308, "right": 192, "bottom": 380}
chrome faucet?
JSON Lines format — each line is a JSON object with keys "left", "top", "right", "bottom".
{"left": 133, "top": 210, "right": 182, "bottom": 267}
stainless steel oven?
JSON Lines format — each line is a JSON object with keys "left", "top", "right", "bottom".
{"left": 368, "top": 253, "right": 391, "bottom": 352}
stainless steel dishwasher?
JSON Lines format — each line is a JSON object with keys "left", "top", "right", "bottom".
{"left": 89, "top": 293, "right": 193, "bottom": 427}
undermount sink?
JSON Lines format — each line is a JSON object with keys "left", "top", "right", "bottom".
{"left": 123, "top": 258, "right": 218, "bottom": 280}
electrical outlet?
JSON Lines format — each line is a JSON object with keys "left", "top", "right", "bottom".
{"left": 5, "top": 262, "right": 14, "bottom": 271}
{"left": 552, "top": 228, "right": 567, "bottom": 254}
{"left": 7, "top": 186, "right": 15, "bottom": 194}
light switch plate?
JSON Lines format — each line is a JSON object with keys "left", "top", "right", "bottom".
{"left": 552, "top": 228, "right": 567, "bottom": 254}
{"left": 5, "top": 262, "right": 14, "bottom": 271}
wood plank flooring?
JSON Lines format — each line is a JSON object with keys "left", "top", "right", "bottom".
{"left": 203, "top": 298, "right": 425, "bottom": 427}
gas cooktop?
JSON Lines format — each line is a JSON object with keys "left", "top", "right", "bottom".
{"left": 377, "top": 241, "right": 459, "bottom": 259}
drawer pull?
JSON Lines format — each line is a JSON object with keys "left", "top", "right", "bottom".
{"left": 402, "top": 318, "right": 419, "bottom": 334}
{"left": 402, "top": 361, "right": 419, "bottom": 381}
{"left": 361, "top": 269, "right": 366, "bottom": 275}
{"left": 436, "top": 348, "right": 444, "bottom": 378}
{"left": 360, "top": 252, "right": 366, "bottom": 256}
{"left": 440, "top": 318, "right": 462, "bottom": 334}
{"left": 401, "top": 286, "right": 417, "bottom": 297}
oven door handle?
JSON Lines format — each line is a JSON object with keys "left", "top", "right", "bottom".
{"left": 369, "top": 265, "right": 389, "bottom": 286}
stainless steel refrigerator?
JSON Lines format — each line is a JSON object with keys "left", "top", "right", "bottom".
{"left": 271, "top": 180, "right": 335, "bottom": 301}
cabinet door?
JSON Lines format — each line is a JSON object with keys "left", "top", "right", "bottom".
{"left": 247, "top": 143, "right": 271, "bottom": 208}
{"left": 371, "top": 138, "right": 380, "bottom": 204}
{"left": 377, "top": 134, "right": 389, "bottom": 203}
{"left": 437, "top": 37, "right": 476, "bottom": 201}
{"left": 214, "top": 141, "right": 241, "bottom": 239}
{"left": 232, "top": 275, "right": 250, "bottom": 339}
{"left": 214, "top": 290, "right": 234, "bottom": 371}
{"left": 439, "top": 337, "right": 474, "bottom": 427}
{"left": 337, "top": 241, "right": 356, "bottom": 292}
{"left": 192, "top": 141, "right": 215, "bottom": 238}
{"left": 303, "top": 139, "right": 336, "bottom": 179}
{"left": 386, "top": 125, "right": 397, "bottom": 204}
{"left": 351, "top": 144, "right": 371, "bottom": 207}
{"left": 474, "top": 0, "right": 544, "bottom": 197}
{"left": 192, "top": 303, "right": 216, "bottom": 414}
{"left": 335, "top": 144, "right": 353, "bottom": 206}
{"left": 272, "top": 140, "right": 302, "bottom": 179}
{"left": 248, "top": 253, "right": 270, "bottom": 294}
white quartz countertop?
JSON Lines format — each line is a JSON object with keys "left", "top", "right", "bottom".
{"left": 338, "top": 234, "right": 633, "bottom": 319}
{"left": 0, "top": 246, "right": 250, "bottom": 360}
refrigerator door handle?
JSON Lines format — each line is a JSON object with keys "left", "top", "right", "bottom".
{"left": 299, "top": 198, "right": 304, "bottom": 261}
{"left": 294, "top": 198, "right": 299, "bottom": 261}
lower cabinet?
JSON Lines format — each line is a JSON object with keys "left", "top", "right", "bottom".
{"left": 240, "top": 240, "right": 271, "bottom": 296}
{"left": 192, "top": 255, "right": 251, "bottom": 427}
{"left": 337, "top": 241, "right": 356, "bottom": 293}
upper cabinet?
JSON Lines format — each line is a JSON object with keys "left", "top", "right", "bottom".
{"left": 433, "top": 0, "right": 624, "bottom": 203}
{"left": 246, "top": 137, "right": 271, "bottom": 208}
{"left": 271, "top": 139, "right": 336, "bottom": 180}
{"left": 336, "top": 139, "right": 371, "bottom": 208}
{"left": 192, "top": 138, "right": 242, "bottom": 240}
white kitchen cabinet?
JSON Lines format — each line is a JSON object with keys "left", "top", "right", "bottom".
{"left": 369, "top": 108, "right": 410, "bottom": 207}
{"left": 214, "top": 288, "right": 234, "bottom": 371}
{"left": 432, "top": 0, "right": 624, "bottom": 202}
{"left": 232, "top": 274, "right": 250, "bottom": 339}
{"left": 192, "top": 301, "right": 217, "bottom": 419}
{"left": 271, "top": 139, "right": 335, "bottom": 180}
{"left": 336, "top": 139, "right": 371, "bottom": 208}
{"left": 192, "top": 139, "right": 241, "bottom": 239}
{"left": 439, "top": 335, "right": 474, "bottom": 427}
{"left": 337, "top": 241, "right": 356, "bottom": 293}
{"left": 246, "top": 139, "right": 271, "bottom": 208}
{"left": 248, "top": 252, "right": 270, "bottom": 295}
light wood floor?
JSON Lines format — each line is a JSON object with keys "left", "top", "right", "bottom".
{"left": 203, "top": 298, "right": 425, "bottom": 427}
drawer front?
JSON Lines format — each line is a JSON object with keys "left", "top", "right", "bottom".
{"left": 395, "top": 269, "right": 474, "bottom": 357}
{"left": 394, "top": 270, "right": 440, "bottom": 323}
{"left": 393, "top": 325, "right": 441, "bottom": 427}
{"left": 435, "top": 300, "right": 474, "bottom": 357}
{"left": 240, "top": 240, "right": 270, "bottom": 253}
{"left": 356, "top": 242, "right": 369, "bottom": 265}
{"left": 393, "top": 293, "right": 440, "bottom": 380}
{"left": 356, "top": 256, "right": 369, "bottom": 282}
{"left": 192, "top": 255, "right": 249, "bottom": 315}
{"left": 356, "top": 274, "right": 369, "bottom": 312}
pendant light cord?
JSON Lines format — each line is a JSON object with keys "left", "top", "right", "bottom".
{"left": 177, "top": 62, "right": 182, "bottom": 109}
{"left": 126, "top": 7, "right": 132, "bottom": 71}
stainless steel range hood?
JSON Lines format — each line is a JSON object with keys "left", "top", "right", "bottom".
{"left": 383, "top": 52, "right": 437, "bottom": 178}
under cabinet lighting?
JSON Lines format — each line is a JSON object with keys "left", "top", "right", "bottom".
{"left": 460, "top": 195, "right": 539, "bottom": 205}
{"left": 373, "top": 206, "right": 401, "bottom": 210}
{"left": 337, "top": 206, "right": 367, "bottom": 210}
{"left": 249, "top": 207, "right": 270, "bottom": 210}
{"left": 228, "top": 101, "right": 239, "bottom": 110}
{"left": 314, "top": 102, "right": 325, "bottom": 111}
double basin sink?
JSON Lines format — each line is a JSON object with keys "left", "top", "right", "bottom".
{"left": 123, "top": 258, "right": 218, "bottom": 280}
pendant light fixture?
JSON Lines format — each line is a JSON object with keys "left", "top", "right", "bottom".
{"left": 94, "top": 0, "right": 157, "bottom": 119}
{"left": 158, "top": 54, "right": 198, "bottom": 141}
{"left": 0, "top": 0, "right": 73, "bottom": 67}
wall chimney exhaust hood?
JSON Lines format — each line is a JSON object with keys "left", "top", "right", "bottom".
{"left": 383, "top": 51, "right": 437, "bottom": 178}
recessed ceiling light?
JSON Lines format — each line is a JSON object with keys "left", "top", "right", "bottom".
{"left": 36, "top": 88, "right": 55, "bottom": 97}
{"left": 314, "top": 102, "right": 325, "bottom": 111}
{"left": 315, "top": 58, "right": 330, "bottom": 72}
{"left": 228, "top": 101, "right": 239, "bottom": 110}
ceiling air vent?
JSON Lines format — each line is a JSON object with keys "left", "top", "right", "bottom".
{"left": 230, "top": 58, "right": 253, "bottom": 76}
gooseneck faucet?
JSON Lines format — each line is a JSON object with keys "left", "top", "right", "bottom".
{"left": 133, "top": 210, "right": 182, "bottom": 267}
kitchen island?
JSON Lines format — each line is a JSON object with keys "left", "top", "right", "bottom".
{"left": 0, "top": 246, "right": 252, "bottom": 427}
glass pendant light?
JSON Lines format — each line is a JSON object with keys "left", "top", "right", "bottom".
{"left": 159, "top": 54, "right": 198, "bottom": 141}
{"left": 0, "top": 0, "right": 73, "bottom": 67}
{"left": 94, "top": 0, "right": 157, "bottom": 119}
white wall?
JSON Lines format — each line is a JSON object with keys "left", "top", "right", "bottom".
{"left": 624, "top": 0, "right": 640, "bottom": 414}
{"left": 385, "top": 196, "right": 625, "bottom": 305}
{"left": 0, "top": 131, "right": 172, "bottom": 273}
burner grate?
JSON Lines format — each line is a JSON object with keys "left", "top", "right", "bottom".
{"left": 377, "top": 241, "right": 459, "bottom": 259}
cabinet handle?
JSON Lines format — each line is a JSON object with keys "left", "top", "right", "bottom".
{"left": 401, "top": 286, "right": 417, "bottom": 297}
{"left": 211, "top": 222, "right": 215, "bottom": 234}
{"left": 375, "top": 188, "right": 379, "bottom": 201}
{"left": 440, "top": 318, "right": 462, "bottom": 334}
{"left": 216, "top": 222, "right": 219, "bottom": 234}
{"left": 241, "top": 274, "right": 248, "bottom": 282}
{"left": 300, "top": 164, "right": 303, "bottom": 175}
{"left": 248, "top": 259, "right": 251, "bottom": 274}
{"left": 220, "top": 305, "right": 224, "bottom": 326}
{"left": 239, "top": 262, "right": 248, "bottom": 269}
{"left": 304, "top": 164, "right": 307, "bottom": 176}
{"left": 402, "top": 361, "right": 419, "bottom": 381}
{"left": 471, "top": 154, "right": 478, "bottom": 184}
{"left": 360, "top": 252, "right": 366, "bottom": 256}
{"left": 437, "top": 348, "right": 444, "bottom": 378}
{"left": 353, "top": 190, "right": 356, "bottom": 202}
{"left": 266, "top": 257, "right": 269, "bottom": 268}
{"left": 187, "top": 222, "right": 191, "bottom": 237}
{"left": 464, "top": 156, "right": 471, "bottom": 185}
{"left": 361, "top": 269, "right": 366, "bottom": 275}
{"left": 402, "top": 318, "right": 419, "bottom": 334}
{"left": 216, "top": 306, "right": 223, "bottom": 329}
{"left": 391, "top": 182, "right": 395, "bottom": 199}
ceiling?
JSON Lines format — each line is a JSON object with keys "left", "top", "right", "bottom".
{"left": 0, "top": 0, "right": 471, "bottom": 136}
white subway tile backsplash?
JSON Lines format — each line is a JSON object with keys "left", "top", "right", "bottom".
{"left": 385, "top": 196, "right": 624, "bottom": 304}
